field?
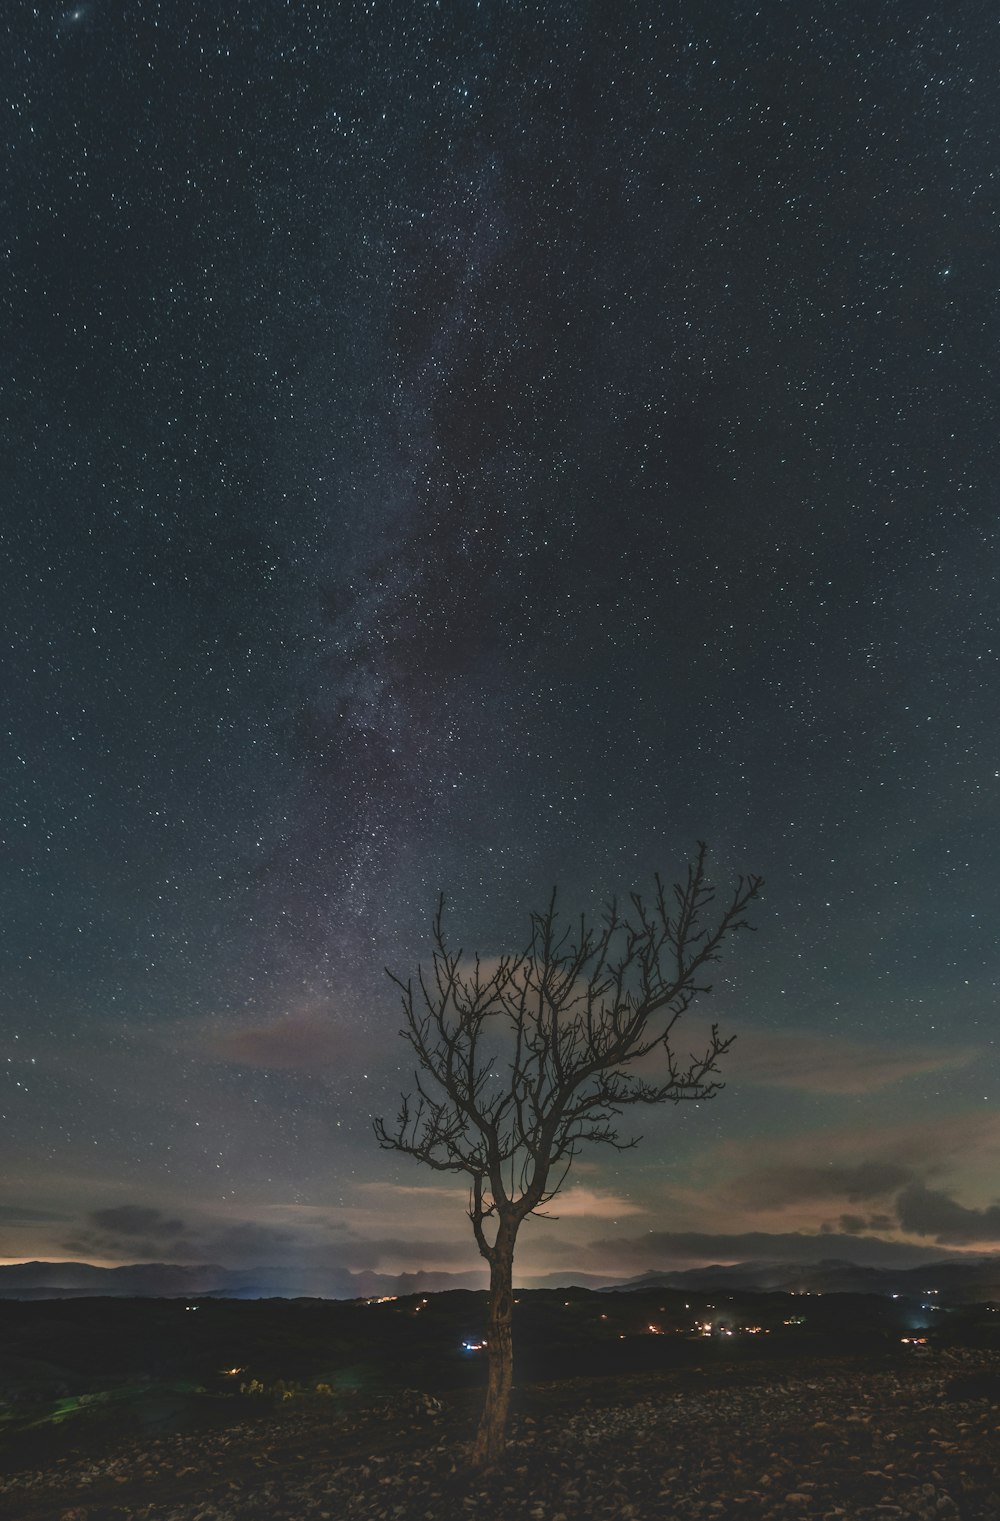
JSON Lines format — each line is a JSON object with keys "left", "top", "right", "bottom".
{"left": 1, "top": 1292, "right": 999, "bottom": 1519}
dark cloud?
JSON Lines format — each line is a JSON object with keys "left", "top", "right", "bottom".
{"left": 333, "top": 1237, "right": 477, "bottom": 1270}
{"left": 730, "top": 1161, "right": 915, "bottom": 1209}
{"left": 896, "top": 1183, "right": 1000, "bottom": 1245}
{"left": 90, "top": 1206, "right": 185, "bottom": 1237}
{"left": 63, "top": 1234, "right": 196, "bottom": 1261}
{"left": 591, "top": 1229, "right": 950, "bottom": 1269}
{"left": 66, "top": 1207, "right": 293, "bottom": 1267}
{"left": 62, "top": 1227, "right": 201, "bottom": 1262}
{"left": 0, "top": 1204, "right": 69, "bottom": 1223}
{"left": 829, "top": 1211, "right": 896, "bottom": 1236}
{"left": 59, "top": 1208, "right": 474, "bottom": 1277}
{"left": 210, "top": 1221, "right": 296, "bottom": 1260}
{"left": 60, "top": 1237, "right": 108, "bottom": 1256}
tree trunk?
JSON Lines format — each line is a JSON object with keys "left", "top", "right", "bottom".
{"left": 471, "top": 1222, "right": 517, "bottom": 1468}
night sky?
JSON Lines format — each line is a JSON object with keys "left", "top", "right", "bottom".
{"left": 3, "top": 0, "right": 1000, "bottom": 1292}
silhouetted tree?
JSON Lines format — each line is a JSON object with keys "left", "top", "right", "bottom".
{"left": 374, "top": 843, "right": 762, "bottom": 1467}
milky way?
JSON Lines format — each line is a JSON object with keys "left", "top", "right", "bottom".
{"left": 2, "top": 1, "right": 999, "bottom": 1288}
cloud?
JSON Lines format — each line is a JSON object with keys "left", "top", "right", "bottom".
{"left": 210, "top": 1221, "right": 296, "bottom": 1259}
{"left": 0, "top": 1204, "right": 69, "bottom": 1224}
{"left": 201, "top": 1012, "right": 362, "bottom": 1071}
{"left": 90, "top": 1206, "right": 184, "bottom": 1237}
{"left": 588, "top": 1228, "right": 950, "bottom": 1270}
{"left": 358, "top": 1182, "right": 468, "bottom": 1203}
{"left": 64, "top": 1205, "right": 299, "bottom": 1268}
{"left": 728, "top": 1161, "right": 914, "bottom": 1210}
{"left": 65, "top": 1218, "right": 197, "bottom": 1263}
{"left": 896, "top": 1183, "right": 1000, "bottom": 1246}
{"left": 729, "top": 1029, "right": 977, "bottom": 1094}
{"left": 333, "top": 1237, "right": 476, "bottom": 1270}
{"left": 357, "top": 1179, "right": 641, "bottom": 1216}
{"left": 707, "top": 1110, "right": 1000, "bottom": 1218}
{"left": 61, "top": 1231, "right": 201, "bottom": 1261}
{"left": 355, "top": 1179, "right": 641, "bottom": 1221}
{"left": 537, "top": 1187, "right": 645, "bottom": 1219}
{"left": 60, "top": 1198, "right": 475, "bottom": 1276}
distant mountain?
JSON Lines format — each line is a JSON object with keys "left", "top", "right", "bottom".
{"left": 346, "top": 1268, "right": 487, "bottom": 1297}
{"left": 0, "top": 1262, "right": 253, "bottom": 1298}
{"left": 601, "top": 1256, "right": 1000, "bottom": 1302}
{"left": 3, "top": 1255, "right": 1000, "bottom": 1303}
{"left": 0, "top": 1261, "right": 487, "bottom": 1301}
{"left": 517, "top": 1271, "right": 623, "bottom": 1291}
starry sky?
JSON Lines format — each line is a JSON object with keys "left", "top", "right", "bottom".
{"left": 3, "top": 0, "right": 999, "bottom": 1292}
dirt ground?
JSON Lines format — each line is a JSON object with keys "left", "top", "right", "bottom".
{"left": 2, "top": 1351, "right": 999, "bottom": 1520}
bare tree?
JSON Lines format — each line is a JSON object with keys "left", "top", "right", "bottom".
{"left": 374, "top": 844, "right": 762, "bottom": 1467}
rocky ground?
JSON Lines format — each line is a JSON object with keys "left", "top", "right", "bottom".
{"left": 2, "top": 1351, "right": 999, "bottom": 1520}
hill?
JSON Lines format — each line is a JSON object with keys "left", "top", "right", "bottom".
{"left": 3, "top": 1255, "right": 1000, "bottom": 1301}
